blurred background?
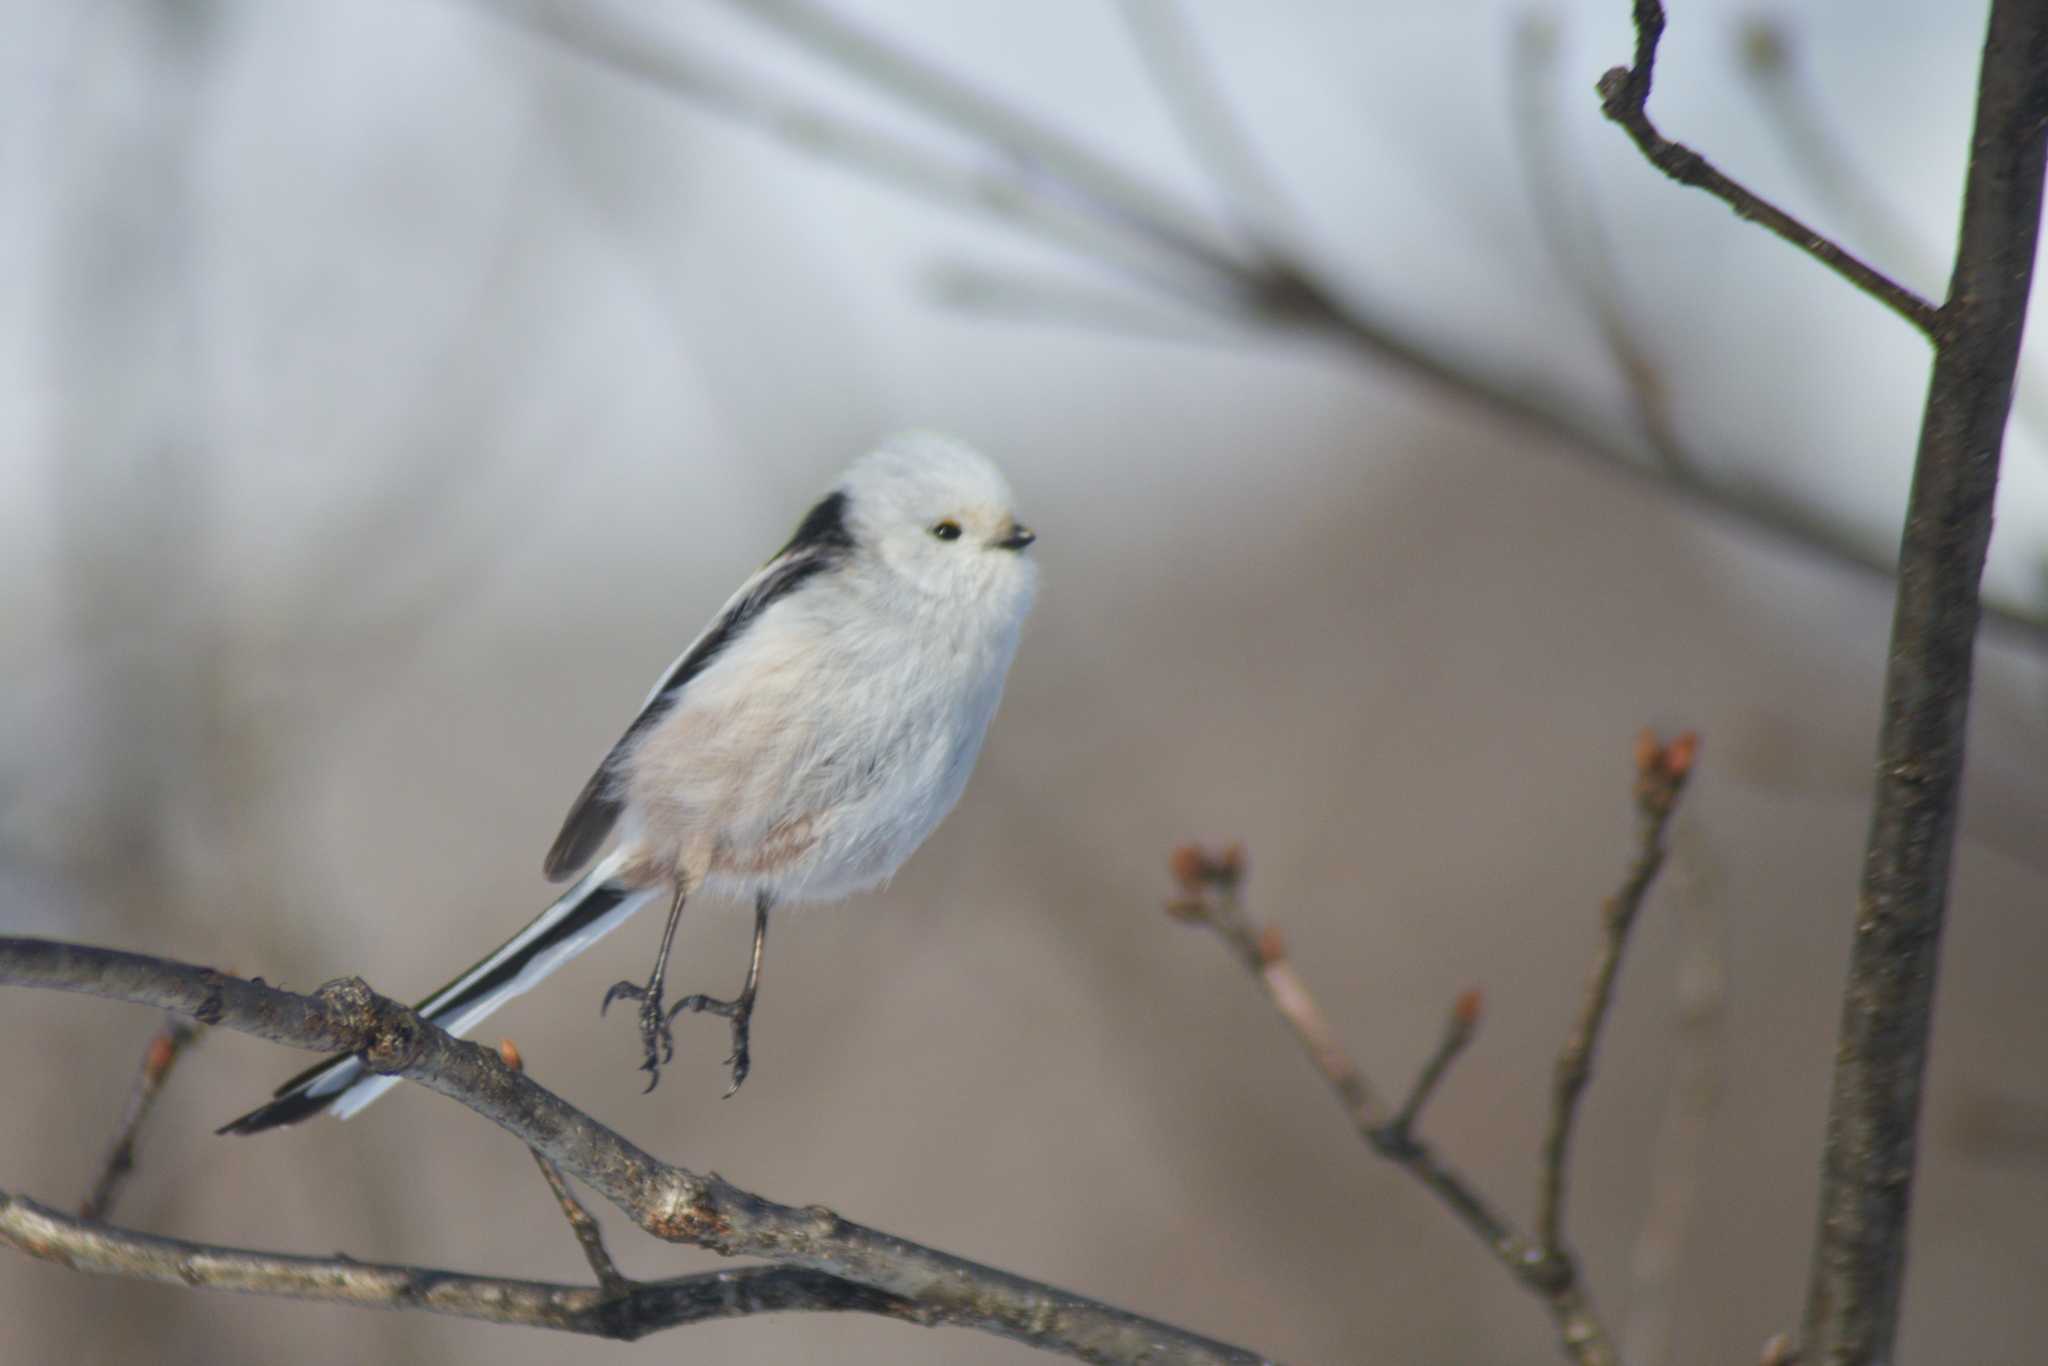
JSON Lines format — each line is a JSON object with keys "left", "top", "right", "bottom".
{"left": 5, "top": 1, "right": 2047, "bottom": 1362}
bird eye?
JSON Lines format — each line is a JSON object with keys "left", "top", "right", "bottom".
{"left": 930, "top": 520, "right": 962, "bottom": 541}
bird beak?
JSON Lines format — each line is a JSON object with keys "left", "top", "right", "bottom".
{"left": 997, "top": 523, "right": 1037, "bottom": 551}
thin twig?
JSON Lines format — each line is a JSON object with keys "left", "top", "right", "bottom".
{"left": 1385, "top": 990, "right": 1483, "bottom": 1142}
{"left": 1595, "top": 0, "right": 1942, "bottom": 337}
{"left": 1168, "top": 729, "right": 1695, "bottom": 1366}
{"left": 80, "top": 1013, "right": 202, "bottom": 1222}
{"left": 500, "top": 1038, "right": 629, "bottom": 1295}
{"left": 1168, "top": 848, "right": 1544, "bottom": 1306}
{"left": 3, "top": 1192, "right": 922, "bottom": 1340}
{"left": 1536, "top": 730, "right": 1696, "bottom": 1263}
{"left": 0, "top": 939, "right": 1270, "bottom": 1366}
{"left": 1168, "top": 846, "right": 1393, "bottom": 1133}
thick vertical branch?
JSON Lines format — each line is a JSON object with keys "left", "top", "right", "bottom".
{"left": 1803, "top": 5, "right": 2048, "bottom": 1363}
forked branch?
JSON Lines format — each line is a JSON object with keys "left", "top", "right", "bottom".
{"left": 1168, "top": 730, "right": 1698, "bottom": 1366}
{"left": 1600, "top": 3, "right": 2048, "bottom": 1361}
{"left": 1595, "top": 0, "right": 1941, "bottom": 336}
{"left": 1, "top": 1193, "right": 921, "bottom": 1339}
{"left": 0, "top": 939, "right": 1268, "bottom": 1365}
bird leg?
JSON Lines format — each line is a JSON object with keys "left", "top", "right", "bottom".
{"left": 666, "top": 891, "right": 771, "bottom": 1097}
{"left": 600, "top": 882, "right": 688, "bottom": 1092}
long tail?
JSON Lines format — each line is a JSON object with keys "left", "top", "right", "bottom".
{"left": 219, "top": 849, "right": 659, "bottom": 1135}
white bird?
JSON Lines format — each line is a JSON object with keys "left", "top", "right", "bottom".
{"left": 224, "top": 432, "right": 1038, "bottom": 1133}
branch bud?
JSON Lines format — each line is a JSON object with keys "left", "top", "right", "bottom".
{"left": 1452, "top": 987, "right": 1484, "bottom": 1031}
{"left": 1168, "top": 844, "right": 1210, "bottom": 892}
{"left": 1633, "top": 727, "right": 1661, "bottom": 776}
{"left": 144, "top": 1032, "right": 180, "bottom": 1078}
{"left": 1215, "top": 843, "right": 1247, "bottom": 884}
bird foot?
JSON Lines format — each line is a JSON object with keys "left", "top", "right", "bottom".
{"left": 601, "top": 978, "right": 676, "bottom": 1092}
{"left": 665, "top": 990, "right": 756, "bottom": 1097}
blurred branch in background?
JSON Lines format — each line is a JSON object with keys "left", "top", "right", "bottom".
{"left": 1599, "top": 3, "right": 2048, "bottom": 1363}
{"left": 0, "top": 940, "right": 1271, "bottom": 1365}
{"left": 1734, "top": 20, "right": 1937, "bottom": 303}
{"left": 1737, "top": 16, "right": 2048, "bottom": 461}
{"left": 1165, "top": 730, "right": 1697, "bottom": 1366}
{"left": 1113, "top": 0, "right": 1302, "bottom": 264}
{"left": 1509, "top": 13, "right": 1691, "bottom": 480}
{"left": 469, "top": 0, "right": 2048, "bottom": 644}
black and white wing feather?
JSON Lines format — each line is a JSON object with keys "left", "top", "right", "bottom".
{"left": 541, "top": 489, "right": 856, "bottom": 880}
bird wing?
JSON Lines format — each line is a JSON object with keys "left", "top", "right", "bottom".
{"left": 541, "top": 488, "right": 854, "bottom": 880}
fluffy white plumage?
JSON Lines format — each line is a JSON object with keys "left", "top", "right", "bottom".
{"left": 620, "top": 431, "right": 1038, "bottom": 903}
{"left": 223, "top": 431, "right": 1037, "bottom": 1132}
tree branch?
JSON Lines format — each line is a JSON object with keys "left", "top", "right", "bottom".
{"left": 1167, "top": 845, "right": 1393, "bottom": 1133}
{"left": 1798, "top": 4, "right": 2048, "bottom": 1363}
{"left": 1384, "top": 990, "right": 1483, "bottom": 1142}
{"left": 1595, "top": 0, "right": 1942, "bottom": 337}
{"left": 499, "top": 1038, "right": 632, "bottom": 1295}
{"left": 1166, "top": 735, "right": 1700, "bottom": 1366}
{"left": 1, "top": 1192, "right": 922, "bottom": 1339}
{"left": 0, "top": 938, "right": 1271, "bottom": 1365}
{"left": 80, "top": 1013, "right": 202, "bottom": 1221}
{"left": 1536, "top": 732, "right": 1695, "bottom": 1262}
{"left": 1167, "top": 844, "right": 1611, "bottom": 1365}
{"left": 1166, "top": 850, "right": 1550, "bottom": 1325}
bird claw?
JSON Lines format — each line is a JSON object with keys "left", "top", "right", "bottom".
{"left": 601, "top": 978, "right": 677, "bottom": 1090}
{"left": 666, "top": 991, "right": 754, "bottom": 1096}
